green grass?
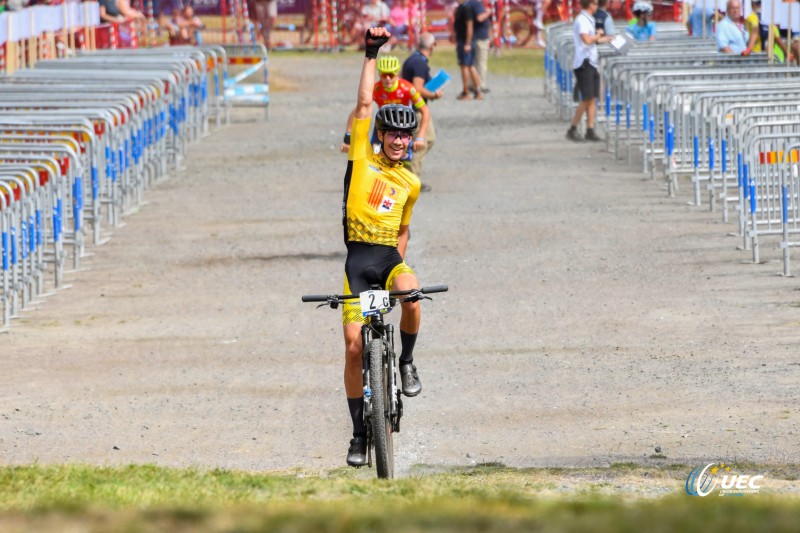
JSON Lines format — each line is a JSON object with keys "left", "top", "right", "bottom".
{"left": 0, "top": 463, "right": 799, "bottom": 532}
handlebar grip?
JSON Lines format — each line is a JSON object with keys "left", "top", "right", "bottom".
{"left": 302, "top": 294, "right": 330, "bottom": 302}
{"left": 421, "top": 285, "right": 448, "bottom": 294}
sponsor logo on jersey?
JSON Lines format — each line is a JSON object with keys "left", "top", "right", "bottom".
{"left": 390, "top": 187, "right": 397, "bottom": 197}
{"left": 378, "top": 196, "right": 396, "bottom": 213}
{"left": 368, "top": 164, "right": 383, "bottom": 173}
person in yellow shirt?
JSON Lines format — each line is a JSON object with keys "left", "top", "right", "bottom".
{"left": 744, "top": 0, "right": 788, "bottom": 61}
{"left": 341, "top": 27, "right": 426, "bottom": 468}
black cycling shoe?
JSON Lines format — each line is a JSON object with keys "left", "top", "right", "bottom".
{"left": 346, "top": 435, "right": 367, "bottom": 467}
{"left": 400, "top": 364, "right": 422, "bottom": 397}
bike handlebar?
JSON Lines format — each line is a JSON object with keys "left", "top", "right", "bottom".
{"left": 301, "top": 285, "right": 448, "bottom": 303}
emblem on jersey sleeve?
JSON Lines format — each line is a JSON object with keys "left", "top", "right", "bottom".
{"left": 378, "top": 197, "right": 396, "bottom": 213}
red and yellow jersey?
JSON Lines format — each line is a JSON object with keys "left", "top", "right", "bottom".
{"left": 372, "top": 78, "right": 426, "bottom": 110}
{"left": 343, "top": 116, "right": 421, "bottom": 247}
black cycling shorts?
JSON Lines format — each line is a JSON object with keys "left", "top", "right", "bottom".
{"left": 342, "top": 242, "right": 415, "bottom": 324}
{"left": 345, "top": 242, "right": 403, "bottom": 294}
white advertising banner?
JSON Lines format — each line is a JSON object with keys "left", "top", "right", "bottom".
{"left": 761, "top": 0, "right": 800, "bottom": 32}
{"left": 8, "top": 10, "right": 33, "bottom": 41}
{"left": 85, "top": 2, "right": 101, "bottom": 27}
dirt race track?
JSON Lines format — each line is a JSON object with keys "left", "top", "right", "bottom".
{"left": 1, "top": 53, "right": 799, "bottom": 477}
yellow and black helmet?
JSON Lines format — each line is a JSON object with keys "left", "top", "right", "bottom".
{"left": 376, "top": 55, "right": 401, "bottom": 75}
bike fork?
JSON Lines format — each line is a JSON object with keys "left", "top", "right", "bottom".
{"left": 384, "top": 323, "right": 403, "bottom": 432}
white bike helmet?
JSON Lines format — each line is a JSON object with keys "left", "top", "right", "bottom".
{"left": 632, "top": 0, "right": 654, "bottom": 15}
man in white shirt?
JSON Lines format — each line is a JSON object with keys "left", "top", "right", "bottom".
{"left": 567, "top": 0, "right": 613, "bottom": 142}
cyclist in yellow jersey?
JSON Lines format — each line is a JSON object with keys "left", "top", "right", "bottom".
{"left": 343, "top": 27, "right": 424, "bottom": 467}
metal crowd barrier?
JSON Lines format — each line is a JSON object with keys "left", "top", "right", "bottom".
{"left": 546, "top": 29, "right": 800, "bottom": 276}
{"left": 220, "top": 44, "right": 270, "bottom": 122}
{"left": 0, "top": 46, "right": 232, "bottom": 330}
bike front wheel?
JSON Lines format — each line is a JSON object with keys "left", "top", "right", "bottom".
{"left": 368, "top": 338, "right": 394, "bottom": 479}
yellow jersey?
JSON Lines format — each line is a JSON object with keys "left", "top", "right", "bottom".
{"left": 342, "top": 116, "right": 421, "bottom": 247}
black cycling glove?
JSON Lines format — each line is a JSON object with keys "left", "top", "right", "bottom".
{"left": 364, "top": 30, "right": 389, "bottom": 59}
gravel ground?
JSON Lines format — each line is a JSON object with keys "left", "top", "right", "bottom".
{"left": 1, "top": 52, "right": 799, "bottom": 485}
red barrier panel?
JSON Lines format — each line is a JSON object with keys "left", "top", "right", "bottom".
{"left": 96, "top": 23, "right": 119, "bottom": 49}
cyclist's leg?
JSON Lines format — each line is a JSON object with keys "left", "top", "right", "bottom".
{"left": 388, "top": 268, "right": 419, "bottom": 363}
{"left": 389, "top": 270, "right": 423, "bottom": 396}
{"left": 391, "top": 272, "right": 420, "bottom": 342}
{"left": 342, "top": 270, "right": 370, "bottom": 465}
{"left": 343, "top": 323, "right": 364, "bottom": 398}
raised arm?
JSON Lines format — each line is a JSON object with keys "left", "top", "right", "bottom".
{"left": 355, "top": 27, "right": 391, "bottom": 120}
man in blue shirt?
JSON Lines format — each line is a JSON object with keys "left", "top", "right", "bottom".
{"left": 716, "top": 0, "right": 749, "bottom": 54}
{"left": 688, "top": 4, "right": 715, "bottom": 38}
{"left": 401, "top": 33, "right": 443, "bottom": 191}
{"left": 626, "top": 1, "right": 656, "bottom": 41}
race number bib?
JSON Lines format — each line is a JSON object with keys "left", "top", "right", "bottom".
{"left": 360, "top": 290, "right": 390, "bottom": 317}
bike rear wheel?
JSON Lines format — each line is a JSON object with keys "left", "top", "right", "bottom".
{"left": 368, "top": 338, "right": 394, "bottom": 479}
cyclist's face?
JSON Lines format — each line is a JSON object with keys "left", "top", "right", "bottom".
{"left": 379, "top": 71, "right": 397, "bottom": 88}
{"left": 380, "top": 130, "right": 412, "bottom": 161}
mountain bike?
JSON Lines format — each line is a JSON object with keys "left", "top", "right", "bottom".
{"left": 302, "top": 284, "right": 448, "bottom": 478}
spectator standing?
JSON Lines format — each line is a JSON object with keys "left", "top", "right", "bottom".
{"left": 99, "top": 0, "right": 124, "bottom": 23}
{"left": 745, "top": 0, "right": 788, "bottom": 62}
{"left": 688, "top": 4, "right": 715, "bottom": 38}
{"left": 566, "top": 0, "right": 612, "bottom": 142}
{"left": 401, "top": 32, "right": 443, "bottom": 191}
{"left": 454, "top": 0, "right": 483, "bottom": 100}
{"left": 594, "top": 0, "right": 615, "bottom": 37}
{"left": 626, "top": 1, "right": 656, "bottom": 41}
{"left": 0, "top": 0, "right": 7, "bottom": 13}
{"left": 468, "top": 0, "right": 491, "bottom": 95}
{"left": 247, "top": 0, "right": 278, "bottom": 49}
{"left": 716, "top": 0, "right": 748, "bottom": 54}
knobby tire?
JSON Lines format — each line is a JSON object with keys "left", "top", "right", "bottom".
{"left": 368, "top": 338, "right": 394, "bottom": 478}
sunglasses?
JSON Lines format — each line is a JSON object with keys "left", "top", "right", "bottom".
{"left": 379, "top": 72, "right": 397, "bottom": 78}
{"left": 384, "top": 131, "right": 413, "bottom": 142}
